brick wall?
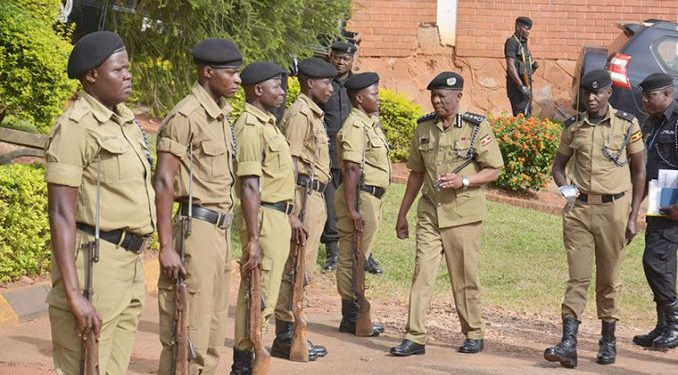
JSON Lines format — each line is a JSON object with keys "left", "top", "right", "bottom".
{"left": 347, "top": 0, "right": 437, "bottom": 57}
{"left": 456, "top": 0, "right": 678, "bottom": 60}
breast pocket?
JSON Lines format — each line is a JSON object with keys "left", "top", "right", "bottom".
{"left": 453, "top": 139, "right": 471, "bottom": 159}
{"left": 198, "top": 141, "right": 227, "bottom": 179}
{"left": 99, "top": 140, "right": 133, "bottom": 183}
{"left": 265, "top": 136, "right": 288, "bottom": 169}
{"left": 418, "top": 142, "right": 435, "bottom": 165}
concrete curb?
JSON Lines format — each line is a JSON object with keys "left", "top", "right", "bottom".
{"left": 0, "top": 256, "right": 162, "bottom": 328}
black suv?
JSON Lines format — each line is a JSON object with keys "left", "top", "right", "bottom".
{"left": 572, "top": 19, "right": 678, "bottom": 123}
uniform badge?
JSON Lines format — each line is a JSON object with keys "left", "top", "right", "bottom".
{"left": 592, "top": 81, "right": 598, "bottom": 89}
{"left": 630, "top": 130, "right": 642, "bottom": 143}
{"left": 420, "top": 138, "right": 429, "bottom": 145}
{"left": 446, "top": 77, "right": 457, "bottom": 87}
{"left": 480, "top": 134, "right": 493, "bottom": 146}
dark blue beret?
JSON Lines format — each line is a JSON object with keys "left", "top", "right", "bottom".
{"left": 331, "top": 41, "right": 357, "bottom": 55}
{"left": 516, "top": 16, "right": 533, "bottom": 28}
{"left": 240, "top": 62, "right": 285, "bottom": 85}
{"left": 427, "top": 72, "right": 464, "bottom": 90}
{"left": 192, "top": 38, "right": 243, "bottom": 68}
{"left": 298, "top": 58, "right": 337, "bottom": 79}
{"left": 639, "top": 73, "right": 673, "bottom": 92}
{"left": 581, "top": 69, "right": 611, "bottom": 91}
{"left": 344, "top": 72, "right": 379, "bottom": 91}
{"left": 67, "top": 31, "right": 125, "bottom": 79}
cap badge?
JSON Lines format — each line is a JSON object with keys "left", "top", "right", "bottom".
{"left": 446, "top": 77, "right": 457, "bottom": 86}
{"left": 592, "top": 81, "right": 598, "bottom": 89}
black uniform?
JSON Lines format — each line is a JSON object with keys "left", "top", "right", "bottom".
{"left": 504, "top": 34, "right": 533, "bottom": 116}
{"left": 643, "top": 100, "right": 678, "bottom": 305}
{"left": 318, "top": 72, "right": 352, "bottom": 245}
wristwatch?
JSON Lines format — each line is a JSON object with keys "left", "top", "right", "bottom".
{"left": 461, "top": 176, "right": 470, "bottom": 190}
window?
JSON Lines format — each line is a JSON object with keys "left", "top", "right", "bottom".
{"left": 655, "top": 37, "right": 678, "bottom": 74}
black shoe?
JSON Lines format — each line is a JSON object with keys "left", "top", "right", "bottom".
{"left": 597, "top": 321, "right": 616, "bottom": 365}
{"left": 458, "top": 338, "right": 484, "bottom": 354}
{"left": 230, "top": 349, "right": 253, "bottom": 375}
{"left": 390, "top": 339, "right": 425, "bottom": 356}
{"left": 544, "top": 316, "right": 579, "bottom": 368}
{"left": 308, "top": 340, "right": 327, "bottom": 358}
{"left": 653, "top": 300, "right": 678, "bottom": 349}
{"left": 338, "top": 299, "right": 383, "bottom": 337}
{"left": 271, "top": 321, "right": 319, "bottom": 361}
{"left": 633, "top": 303, "right": 666, "bottom": 347}
{"left": 323, "top": 242, "right": 338, "bottom": 272}
{"left": 365, "top": 254, "right": 384, "bottom": 274}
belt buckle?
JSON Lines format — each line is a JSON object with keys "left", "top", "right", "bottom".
{"left": 217, "top": 213, "right": 233, "bottom": 229}
{"left": 285, "top": 202, "right": 294, "bottom": 215}
{"left": 138, "top": 236, "right": 152, "bottom": 253}
{"left": 588, "top": 194, "right": 603, "bottom": 204}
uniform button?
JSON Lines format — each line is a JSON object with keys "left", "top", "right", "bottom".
{"left": 437, "top": 203, "right": 442, "bottom": 206}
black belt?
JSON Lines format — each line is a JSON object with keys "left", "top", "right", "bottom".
{"left": 360, "top": 184, "right": 386, "bottom": 199}
{"left": 578, "top": 192, "right": 625, "bottom": 204}
{"left": 296, "top": 174, "right": 327, "bottom": 193}
{"left": 76, "top": 223, "right": 150, "bottom": 253}
{"left": 261, "top": 201, "right": 295, "bottom": 214}
{"left": 179, "top": 204, "right": 232, "bottom": 229}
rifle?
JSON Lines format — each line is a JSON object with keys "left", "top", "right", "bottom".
{"left": 289, "top": 160, "right": 315, "bottom": 362}
{"left": 246, "top": 267, "right": 270, "bottom": 375}
{"left": 171, "top": 144, "right": 196, "bottom": 375}
{"left": 352, "top": 129, "right": 373, "bottom": 337}
{"left": 80, "top": 155, "right": 101, "bottom": 375}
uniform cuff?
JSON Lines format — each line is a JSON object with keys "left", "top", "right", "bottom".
{"left": 406, "top": 160, "right": 425, "bottom": 172}
{"left": 556, "top": 145, "right": 573, "bottom": 157}
{"left": 342, "top": 151, "right": 362, "bottom": 164}
{"left": 156, "top": 137, "right": 187, "bottom": 159}
{"left": 236, "top": 161, "right": 262, "bottom": 177}
{"left": 45, "top": 162, "right": 82, "bottom": 187}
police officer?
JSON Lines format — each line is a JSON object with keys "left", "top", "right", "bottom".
{"left": 271, "top": 57, "right": 336, "bottom": 361}
{"left": 335, "top": 72, "right": 389, "bottom": 336}
{"left": 633, "top": 72, "right": 678, "bottom": 349}
{"left": 230, "top": 62, "right": 306, "bottom": 374}
{"left": 390, "top": 72, "right": 503, "bottom": 357}
{"left": 45, "top": 31, "right": 155, "bottom": 375}
{"left": 154, "top": 38, "right": 242, "bottom": 374}
{"left": 504, "top": 16, "right": 539, "bottom": 116}
{"left": 320, "top": 41, "right": 384, "bottom": 274}
{"left": 544, "top": 70, "right": 645, "bottom": 368}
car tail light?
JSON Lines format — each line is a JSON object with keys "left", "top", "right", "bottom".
{"left": 608, "top": 54, "right": 632, "bottom": 89}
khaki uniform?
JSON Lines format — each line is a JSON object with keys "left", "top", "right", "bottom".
{"left": 335, "top": 108, "right": 391, "bottom": 301}
{"left": 558, "top": 105, "right": 644, "bottom": 321}
{"left": 45, "top": 92, "right": 155, "bottom": 375}
{"left": 275, "top": 93, "right": 330, "bottom": 322}
{"left": 404, "top": 113, "right": 503, "bottom": 343}
{"left": 233, "top": 103, "right": 295, "bottom": 351}
{"left": 156, "top": 82, "right": 236, "bottom": 374}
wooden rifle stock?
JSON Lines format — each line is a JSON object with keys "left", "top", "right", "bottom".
{"left": 81, "top": 240, "right": 100, "bottom": 375}
{"left": 249, "top": 267, "right": 271, "bottom": 375}
{"left": 289, "top": 240, "right": 309, "bottom": 361}
{"left": 171, "top": 217, "right": 195, "bottom": 375}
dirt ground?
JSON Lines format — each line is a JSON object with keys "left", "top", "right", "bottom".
{"left": 0, "top": 271, "right": 676, "bottom": 375}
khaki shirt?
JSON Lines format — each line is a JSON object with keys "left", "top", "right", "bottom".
{"left": 558, "top": 105, "right": 644, "bottom": 194}
{"left": 156, "top": 82, "right": 236, "bottom": 212}
{"left": 45, "top": 92, "right": 155, "bottom": 235}
{"left": 234, "top": 102, "right": 295, "bottom": 203}
{"left": 279, "top": 93, "right": 331, "bottom": 184}
{"left": 407, "top": 114, "right": 504, "bottom": 228}
{"left": 337, "top": 108, "right": 391, "bottom": 189}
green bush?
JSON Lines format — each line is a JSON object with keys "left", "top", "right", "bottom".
{"left": 379, "top": 88, "right": 424, "bottom": 162}
{"left": 0, "top": 1, "right": 77, "bottom": 133}
{"left": 491, "top": 114, "right": 561, "bottom": 191}
{"left": 0, "top": 164, "right": 50, "bottom": 282}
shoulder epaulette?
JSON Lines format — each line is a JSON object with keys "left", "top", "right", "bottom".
{"left": 462, "top": 112, "right": 485, "bottom": 125}
{"left": 615, "top": 110, "right": 636, "bottom": 123}
{"left": 176, "top": 99, "right": 200, "bottom": 117}
{"left": 564, "top": 113, "right": 582, "bottom": 128}
{"left": 417, "top": 112, "right": 437, "bottom": 124}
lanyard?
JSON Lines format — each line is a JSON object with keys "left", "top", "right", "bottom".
{"left": 647, "top": 117, "right": 668, "bottom": 151}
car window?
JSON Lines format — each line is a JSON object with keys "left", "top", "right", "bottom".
{"left": 654, "top": 37, "right": 678, "bottom": 74}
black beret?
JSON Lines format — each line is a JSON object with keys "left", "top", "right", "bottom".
{"left": 331, "top": 41, "right": 357, "bottom": 55}
{"left": 344, "top": 72, "right": 379, "bottom": 91}
{"left": 581, "top": 69, "right": 611, "bottom": 91}
{"left": 516, "top": 16, "right": 533, "bottom": 28}
{"left": 427, "top": 72, "right": 464, "bottom": 90}
{"left": 192, "top": 38, "right": 243, "bottom": 68}
{"left": 67, "top": 31, "right": 125, "bottom": 79}
{"left": 240, "top": 62, "right": 285, "bottom": 85}
{"left": 639, "top": 73, "right": 673, "bottom": 92}
{"left": 298, "top": 58, "right": 337, "bottom": 79}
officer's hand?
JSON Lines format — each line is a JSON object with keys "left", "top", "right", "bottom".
{"left": 159, "top": 245, "right": 186, "bottom": 281}
{"left": 241, "top": 240, "right": 261, "bottom": 272}
{"left": 437, "top": 173, "right": 463, "bottom": 190}
{"left": 625, "top": 219, "right": 638, "bottom": 244}
{"left": 68, "top": 294, "right": 102, "bottom": 339}
{"left": 520, "top": 85, "right": 531, "bottom": 97}
{"left": 661, "top": 203, "right": 678, "bottom": 221}
{"left": 289, "top": 213, "right": 308, "bottom": 245}
{"left": 350, "top": 210, "right": 365, "bottom": 232}
{"left": 396, "top": 215, "right": 409, "bottom": 239}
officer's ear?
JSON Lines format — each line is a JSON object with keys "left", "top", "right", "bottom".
{"left": 199, "top": 65, "right": 212, "bottom": 79}
{"left": 253, "top": 83, "right": 264, "bottom": 97}
{"left": 457, "top": 91, "right": 463, "bottom": 100}
{"left": 83, "top": 68, "right": 98, "bottom": 84}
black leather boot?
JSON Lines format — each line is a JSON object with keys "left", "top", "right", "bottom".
{"left": 544, "top": 316, "right": 579, "bottom": 368}
{"left": 307, "top": 339, "right": 327, "bottom": 358}
{"left": 653, "top": 299, "right": 678, "bottom": 349}
{"left": 390, "top": 339, "right": 425, "bottom": 356}
{"left": 365, "top": 254, "right": 384, "bottom": 275}
{"left": 633, "top": 303, "right": 666, "bottom": 347}
{"left": 271, "top": 320, "right": 318, "bottom": 361}
{"left": 338, "top": 299, "right": 384, "bottom": 336}
{"left": 230, "top": 349, "right": 253, "bottom": 375}
{"left": 597, "top": 320, "right": 616, "bottom": 365}
{"left": 323, "top": 242, "right": 338, "bottom": 272}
